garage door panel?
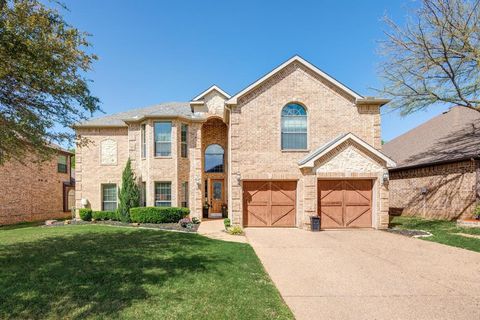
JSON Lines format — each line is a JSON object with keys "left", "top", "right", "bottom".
{"left": 318, "top": 180, "right": 372, "bottom": 229}
{"left": 244, "top": 181, "right": 296, "bottom": 227}
{"left": 320, "top": 206, "right": 343, "bottom": 228}
{"left": 345, "top": 206, "right": 371, "bottom": 228}
{"left": 271, "top": 205, "right": 295, "bottom": 227}
{"left": 245, "top": 206, "right": 269, "bottom": 227}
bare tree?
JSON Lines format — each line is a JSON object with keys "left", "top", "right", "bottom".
{"left": 378, "top": 0, "right": 480, "bottom": 114}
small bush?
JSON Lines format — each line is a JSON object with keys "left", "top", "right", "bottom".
{"left": 223, "top": 218, "right": 231, "bottom": 229}
{"left": 474, "top": 205, "right": 480, "bottom": 219}
{"left": 179, "top": 217, "right": 191, "bottom": 228}
{"left": 227, "top": 225, "right": 243, "bottom": 235}
{"left": 192, "top": 217, "right": 200, "bottom": 224}
{"left": 92, "top": 210, "right": 118, "bottom": 221}
{"left": 130, "top": 207, "right": 190, "bottom": 224}
{"left": 79, "top": 208, "right": 92, "bottom": 221}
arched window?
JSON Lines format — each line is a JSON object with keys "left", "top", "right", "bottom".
{"left": 281, "top": 103, "right": 307, "bottom": 150}
{"left": 205, "top": 144, "right": 224, "bottom": 173}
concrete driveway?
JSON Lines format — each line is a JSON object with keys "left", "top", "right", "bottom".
{"left": 246, "top": 228, "right": 480, "bottom": 320}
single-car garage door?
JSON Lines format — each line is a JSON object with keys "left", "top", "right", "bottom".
{"left": 243, "top": 181, "right": 296, "bottom": 227}
{"left": 318, "top": 180, "right": 372, "bottom": 229}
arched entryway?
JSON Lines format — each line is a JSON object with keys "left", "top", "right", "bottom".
{"left": 201, "top": 117, "right": 228, "bottom": 218}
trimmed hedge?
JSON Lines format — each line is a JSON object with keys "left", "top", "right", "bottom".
{"left": 130, "top": 207, "right": 190, "bottom": 224}
{"left": 79, "top": 208, "right": 92, "bottom": 221}
{"left": 92, "top": 210, "right": 119, "bottom": 221}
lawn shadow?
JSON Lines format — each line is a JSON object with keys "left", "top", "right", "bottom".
{"left": 0, "top": 227, "right": 227, "bottom": 319}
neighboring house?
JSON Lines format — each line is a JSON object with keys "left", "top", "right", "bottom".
{"left": 383, "top": 106, "right": 480, "bottom": 220}
{"left": 75, "top": 55, "right": 395, "bottom": 229}
{"left": 0, "top": 146, "right": 75, "bottom": 225}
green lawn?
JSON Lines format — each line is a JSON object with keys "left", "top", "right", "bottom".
{"left": 390, "top": 216, "right": 480, "bottom": 253}
{"left": 0, "top": 225, "right": 293, "bottom": 320}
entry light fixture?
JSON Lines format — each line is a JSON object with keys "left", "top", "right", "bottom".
{"left": 382, "top": 171, "right": 389, "bottom": 185}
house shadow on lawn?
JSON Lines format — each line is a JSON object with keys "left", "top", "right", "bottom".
{"left": 0, "top": 228, "right": 227, "bottom": 319}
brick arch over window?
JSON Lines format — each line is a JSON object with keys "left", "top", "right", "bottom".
{"left": 281, "top": 103, "right": 307, "bottom": 150}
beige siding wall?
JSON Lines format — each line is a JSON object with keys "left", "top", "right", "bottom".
{"left": 0, "top": 152, "right": 71, "bottom": 225}
{"left": 229, "top": 62, "right": 385, "bottom": 228}
{"left": 389, "top": 160, "right": 477, "bottom": 220}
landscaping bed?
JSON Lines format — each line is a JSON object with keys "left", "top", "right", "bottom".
{"left": 47, "top": 219, "right": 199, "bottom": 232}
{"left": 385, "top": 228, "right": 432, "bottom": 238}
{"left": 389, "top": 216, "right": 480, "bottom": 253}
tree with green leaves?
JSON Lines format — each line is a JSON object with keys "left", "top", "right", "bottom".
{"left": 0, "top": 0, "right": 99, "bottom": 165}
{"left": 378, "top": 0, "right": 480, "bottom": 114}
{"left": 118, "top": 158, "right": 140, "bottom": 223}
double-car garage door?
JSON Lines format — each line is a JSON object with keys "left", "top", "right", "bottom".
{"left": 243, "top": 179, "right": 372, "bottom": 228}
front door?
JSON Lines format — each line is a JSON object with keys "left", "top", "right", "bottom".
{"left": 210, "top": 179, "right": 224, "bottom": 213}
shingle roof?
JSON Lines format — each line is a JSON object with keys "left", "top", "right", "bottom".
{"left": 76, "top": 102, "right": 204, "bottom": 127}
{"left": 382, "top": 106, "right": 480, "bottom": 169}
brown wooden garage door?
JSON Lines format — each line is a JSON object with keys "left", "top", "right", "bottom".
{"left": 243, "top": 181, "right": 296, "bottom": 227}
{"left": 318, "top": 180, "right": 372, "bottom": 229}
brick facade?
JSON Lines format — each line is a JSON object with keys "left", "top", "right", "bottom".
{"left": 75, "top": 57, "right": 390, "bottom": 229}
{"left": 228, "top": 62, "right": 388, "bottom": 229}
{"left": 389, "top": 160, "right": 477, "bottom": 220}
{"left": 0, "top": 151, "right": 73, "bottom": 225}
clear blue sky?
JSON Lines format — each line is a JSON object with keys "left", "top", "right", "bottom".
{"left": 63, "top": 0, "right": 449, "bottom": 142}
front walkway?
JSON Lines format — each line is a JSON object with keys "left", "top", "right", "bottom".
{"left": 197, "top": 219, "right": 247, "bottom": 243}
{"left": 246, "top": 228, "right": 480, "bottom": 320}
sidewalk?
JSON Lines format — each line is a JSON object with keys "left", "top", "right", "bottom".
{"left": 197, "top": 219, "right": 247, "bottom": 243}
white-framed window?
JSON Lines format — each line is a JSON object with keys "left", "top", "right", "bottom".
{"left": 155, "top": 182, "right": 171, "bottom": 207}
{"left": 102, "top": 184, "right": 117, "bottom": 211}
{"left": 154, "top": 121, "right": 172, "bottom": 157}
{"left": 57, "top": 155, "right": 68, "bottom": 173}
{"left": 181, "top": 124, "right": 188, "bottom": 158}
{"left": 281, "top": 103, "right": 307, "bottom": 150}
{"left": 181, "top": 181, "right": 188, "bottom": 208}
{"left": 141, "top": 124, "right": 146, "bottom": 158}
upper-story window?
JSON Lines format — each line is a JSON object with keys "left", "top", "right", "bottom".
{"left": 205, "top": 144, "right": 224, "bottom": 173}
{"left": 141, "top": 124, "right": 146, "bottom": 158}
{"left": 154, "top": 121, "right": 172, "bottom": 157}
{"left": 281, "top": 103, "right": 307, "bottom": 150}
{"left": 181, "top": 124, "right": 188, "bottom": 158}
{"left": 57, "top": 155, "right": 68, "bottom": 173}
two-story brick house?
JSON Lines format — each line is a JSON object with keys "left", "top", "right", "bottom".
{"left": 0, "top": 146, "right": 75, "bottom": 225}
{"left": 75, "top": 56, "right": 395, "bottom": 229}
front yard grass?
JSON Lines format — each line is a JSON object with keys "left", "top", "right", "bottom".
{"left": 0, "top": 225, "right": 293, "bottom": 320}
{"left": 390, "top": 216, "right": 480, "bottom": 253}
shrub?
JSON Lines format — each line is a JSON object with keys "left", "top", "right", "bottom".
{"left": 179, "top": 217, "right": 191, "bottom": 228}
{"left": 130, "top": 207, "right": 190, "bottom": 224}
{"left": 223, "top": 218, "right": 231, "bottom": 229}
{"left": 92, "top": 210, "right": 118, "bottom": 221}
{"left": 192, "top": 217, "right": 200, "bottom": 224}
{"left": 227, "top": 225, "right": 243, "bottom": 235}
{"left": 79, "top": 208, "right": 92, "bottom": 221}
{"left": 475, "top": 205, "right": 480, "bottom": 218}
{"left": 117, "top": 158, "right": 140, "bottom": 223}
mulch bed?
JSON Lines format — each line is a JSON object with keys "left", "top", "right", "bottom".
{"left": 46, "top": 219, "right": 199, "bottom": 232}
{"left": 385, "top": 228, "right": 432, "bottom": 238}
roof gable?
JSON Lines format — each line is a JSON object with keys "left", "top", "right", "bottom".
{"left": 226, "top": 55, "right": 363, "bottom": 105}
{"left": 299, "top": 133, "right": 396, "bottom": 168}
{"left": 191, "top": 85, "right": 230, "bottom": 102}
